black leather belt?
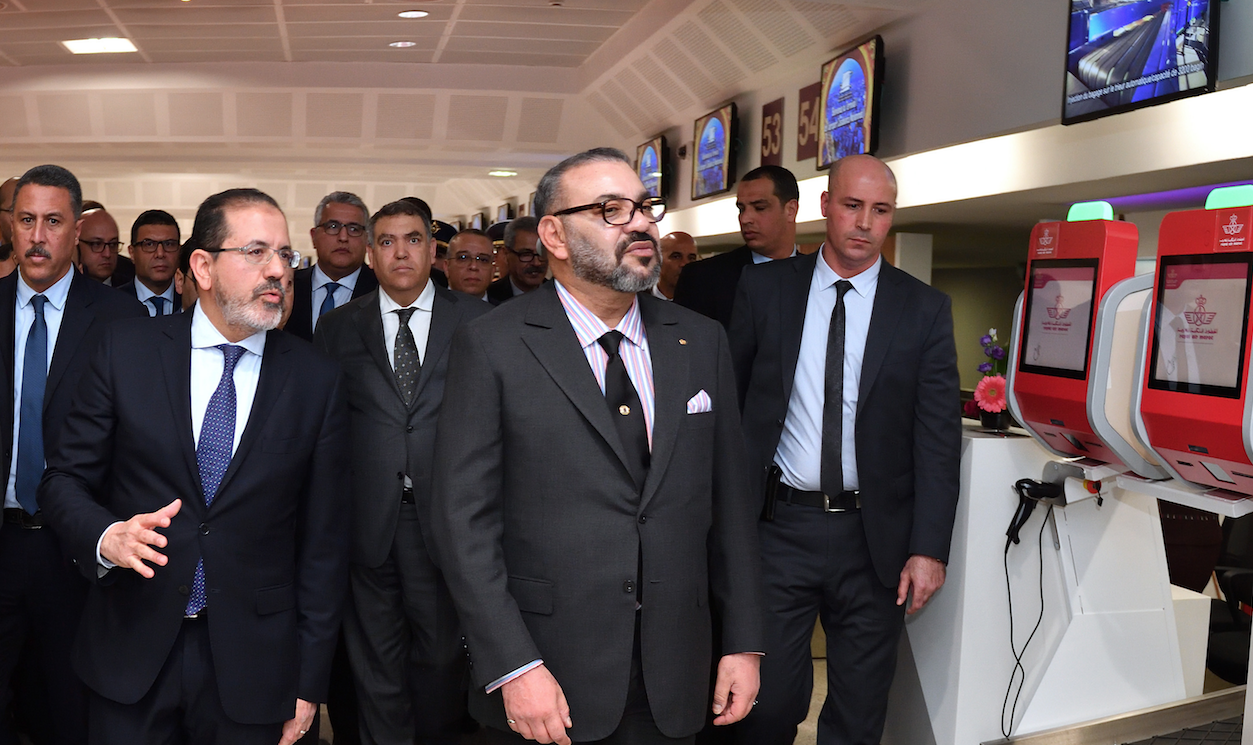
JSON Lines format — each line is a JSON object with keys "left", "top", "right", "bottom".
{"left": 776, "top": 484, "right": 861, "bottom": 512}
{"left": 3, "top": 508, "right": 42, "bottom": 529}
{"left": 401, "top": 486, "right": 415, "bottom": 505}
{"left": 184, "top": 609, "right": 207, "bottom": 621}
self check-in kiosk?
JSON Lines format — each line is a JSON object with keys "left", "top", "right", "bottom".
{"left": 1008, "top": 200, "right": 1167, "bottom": 479}
{"left": 1135, "top": 186, "right": 1253, "bottom": 496}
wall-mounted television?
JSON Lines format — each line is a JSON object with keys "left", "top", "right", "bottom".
{"left": 691, "top": 103, "right": 737, "bottom": 200}
{"left": 1018, "top": 258, "right": 1100, "bottom": 380}
{"left": 818, "top": 36, "right": 884, "bottom": 168}
{"left": 636, "top": 136, "right": 668, "bottom": 199}
{"left": 469, "top": 213, "right": 485, "bottom": 230}
{"left": 496, "top": 204, "right": 514, "bottom": 223}
{"left": 1063, "top": 0, "right": 1220, "bottom": 125}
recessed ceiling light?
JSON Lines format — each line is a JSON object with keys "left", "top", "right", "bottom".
{"left": 398, "top": 10, "right": 429, "bottom": 18}
{"left": 61, "top": 38, "right": 138, "bottom": 55}
{"left": 489, "top": 170, "right": 518, "bottom": 178}
{"left": 389, "top": 40, "right": 418, "bottom": 48}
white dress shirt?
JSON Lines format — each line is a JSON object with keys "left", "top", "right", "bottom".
{"left": 310, "top": 264, "right": 363, "bottom": 333}
{"left": 379, "top": 279, "right": 435, "bottom": 369}
{"left": 97, "top": 304, "right": 266, "bottom": 567}
{"left": 134, "top": 280, "right": 178, "bottom": 316}
{"left": 650, "top": 285, "right": 671, "bottom": 301}
{"left": 774, "top": 253, "right": 881, "bottom": 493}
{"left": 5, "top": 268, "right": 73, "bottom": 510}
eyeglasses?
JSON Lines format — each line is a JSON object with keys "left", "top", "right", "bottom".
{"left": 203, "top": 244, "right": 301, "bottom": 268}
{"left": 317, "top": 220, "right": 366, "bottom": 238}
{"left": 552, "top": 197, "right": 666, "bottom": 226}
{"left": 79, "top": 238, "right": 122, "bottom": 254}
{"left": 507, "top": 248, "right": 545, "bottom": 264}
{"left": 134, "top": 238, "right": 180, "bottom": 253}
{"left": 452, "top": 251, "right": 494, "bottom": 265}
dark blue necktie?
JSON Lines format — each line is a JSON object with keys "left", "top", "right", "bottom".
{"left": 149, "top": 297, "right": 167, "bottom": 316}
{"left": 318, "top": 282, "right": 341, "bottom": 320}
{"left": 186, "top": 344, "right": 246, "bottom": 616}
{"left": 14, "top": 295, "right": 47, "bottom": 515}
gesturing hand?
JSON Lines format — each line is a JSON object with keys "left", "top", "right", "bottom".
{"left": 501, "top": 664, "right": 572, "bottom": 744}
{"left": 100, "top": 498, "right": 182, "bottom": 578}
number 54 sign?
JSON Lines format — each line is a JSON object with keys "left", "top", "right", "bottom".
{"left": 760, "top": 98, "right": 783, "bottom": 167}
{"left": 796, "top": 82, "right": 820, "bottom": 162}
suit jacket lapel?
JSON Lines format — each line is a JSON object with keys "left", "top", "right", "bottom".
{"left": 637, "top": 296, "right": 684, "bottom": 513}
{"left": 520, "top": 285, "right": 634, "bottom": 478}
{"left": 412, "top": 286, "right": 458, "bottom": 407}
{"left": 156, "top": 314, "right": 201, "bottom": 498}
{"left": 857, "top": 261, "right": 906, "bottom": 417}
{"left": 214, "top": 329, "right": 292, "bottom": 502}
{"left": 778, "top": 252, "right": 816, "bottom": 406}
{"left": 352, "top": 289, "right": 406, "bottom": 406}
{"left": 45, "top": 274, "right": 94, "bottom": 410}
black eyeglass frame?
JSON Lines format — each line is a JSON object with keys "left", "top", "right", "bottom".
{"left": 316, "top": 220, "right": 366, "bottom": 238}
{"left": 551, "top": 197, "right": 667, "bottom": 226}
{"left": 78, "top": 238, "right": 122, "bottom": 254}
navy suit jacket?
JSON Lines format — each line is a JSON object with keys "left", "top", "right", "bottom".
{"left": 286, "top": 264, "right": 378, "bottom": 341}
{"left": 672, "top": 245, "right": 754, "bottom": 330}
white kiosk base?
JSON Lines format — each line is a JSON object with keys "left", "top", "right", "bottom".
{"left": 881, "top": 427, "right": 1189, "bottom": 745}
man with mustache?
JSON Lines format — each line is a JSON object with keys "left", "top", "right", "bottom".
{"left": 0, "top": 165, "right": 146, "bottom": 745}
{"left": 486, "top": 216, "right": 547, "bottom": 304}
{"left": 117, "top": 210, "right": 182, "bottom": 315}
{"left": 431, "top": 147, "right": 763, "bottom": 745}
{"left": 40, "top": 187, "right": 351, "bottom": 745}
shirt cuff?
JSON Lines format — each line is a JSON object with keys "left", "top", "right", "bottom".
{"left": 486, "top": 659, "right": 543, "bottom": 694}
{"left": 96, "top": 522, "right": 123, "bottom": 571}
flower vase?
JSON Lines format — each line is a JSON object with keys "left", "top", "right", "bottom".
{"left": 979, "top": 410, "right": 1011, "bottom": 431}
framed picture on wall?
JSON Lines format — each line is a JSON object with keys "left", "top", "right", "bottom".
{"left": 818, "top": 36, "right": 884, "bottom": 168}
{"left": 496, "top": 204, "right": 514, "bottom": 223}
{"left": 636, "top": 136, "right": 667, "bottom": 199}
{"left": 691, "top": 103, "right": 737, "bottom": 200}
{"left": 469, "top": 213, "right": 485, "bottom": 230}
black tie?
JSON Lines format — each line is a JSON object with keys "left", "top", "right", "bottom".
{"left": 821, "top": 280, "right": 855, "bottom": 498}
{"left": 393, "top": 308, "right": 420, "bottom": 405}
{"left": 597, "top": 331, "right": 649, "bottom": 490}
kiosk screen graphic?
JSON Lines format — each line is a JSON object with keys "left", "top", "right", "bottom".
{"left": 1019, "top": 259, "right": 1098, "bottom": 379}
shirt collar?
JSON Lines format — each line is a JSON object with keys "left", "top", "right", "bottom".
{"left": 134, "top": 281, "right": 174, "bottom": 304}
{"left": 17, "top": 266, "right": 73, "bottom": 312}
{"left": 554, "top": 279, "right": 645, "bottom": 351}
{"left": 313, "top": 264, "right": 362, "bottom": 292}
{"left": 751, "top": 245, "right": 799, "bottom": 264}
{"left": 379, "top": 278, "right": 435, "bottom": 315}
{"left": 813, "top": 249, "right": 881, "bottom": 298}
{"left": 190, "top": 303, "right": 267, "bottom": 358}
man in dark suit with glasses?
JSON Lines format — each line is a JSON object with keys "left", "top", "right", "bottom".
{"left": 286, "top": 190, "right": 378, "bottom": 341}
{"left": 486, "top": 216, "right": 547, "bottom": 304}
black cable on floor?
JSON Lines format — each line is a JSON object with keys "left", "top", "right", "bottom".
{"left": 1001, "top": 504, "right": 1052, "bottom": 738}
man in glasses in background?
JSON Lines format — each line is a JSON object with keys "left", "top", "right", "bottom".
{"left": 76, "top": 203, "right": 122, "bottom": 286}
{"left": 445, "top": 228, "right": 496, "bottom": 302}
{"left": 486, "top": 215, "right": 547, "bottom": 304}
{"left": 287, "top": 191, "right": 378, "bottom": 341}
{"left": 118, "top": 210, "right": 182, "bottom": 315}
{"left": 41, "top": 187, "right": 350, "bottom": 745}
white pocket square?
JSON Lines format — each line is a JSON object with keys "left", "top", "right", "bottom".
{"left": 686, "top": 390, "right": 713, "bottom": 414}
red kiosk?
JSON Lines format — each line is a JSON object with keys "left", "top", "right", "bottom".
{"left": 1137, "top": 187, "right": 1253, "bottom": 496}
{"left": 1008, "top": 201, "right": 1138, "bottom": 467}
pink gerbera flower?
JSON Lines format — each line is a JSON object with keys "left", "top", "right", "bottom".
{"left": 974, "top": 374, "right": 1007, "bottom": 413}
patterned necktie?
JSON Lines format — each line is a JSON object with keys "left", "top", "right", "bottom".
{"left": 149, "top": 296, "right": 167, "bottom": 316}
{"left": 597, "top": 331, "right": 649, "bottom": 490}
{"left": 820, "top": 280, "right": 854, "bottom": 498}
{"left": 393, "top": 308, "right": 420, "bottom": 405}
{"left": 14, "top": 295, "right": 47, "bottom": 515}
{"left": 186, "top": 344, "right": 246, "bottom": 616}
{"left": 319, "top": 282, "right": 342, "bottom": 320}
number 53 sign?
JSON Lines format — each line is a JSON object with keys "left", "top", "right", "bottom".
{"left": 760, "top": 98, "right": 783, "bottom": 167}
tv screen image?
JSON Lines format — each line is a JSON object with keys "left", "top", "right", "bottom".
{"left": 818, "top": 36, "right": 883, "bottom": 167}
{"left": 1063, "top": 0, "right": 1219, "bottom": 125}
{"left": 1019, "top": 260, "right": 1098, "bottom": 379}
{"left": 1150, "top": 255, "right": 1253, "bottom": 397}
{"left": 692, "top": 104, "right": 736, "bottom": 200}
{"left": 636, "top": 137, "right": 665, "bottom": 199}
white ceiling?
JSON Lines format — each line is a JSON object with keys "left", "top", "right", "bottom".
{"left": 0, "top": 0, "right": 916, "bottom": 235}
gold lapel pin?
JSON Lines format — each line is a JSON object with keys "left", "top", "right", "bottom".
{"left": 678, "top": 338, "right": 687, "bottom": 345}
{"left": 619, "top": 405, "right": 631, "bottom": 416}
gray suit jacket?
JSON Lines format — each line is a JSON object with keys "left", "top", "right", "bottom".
{"left": 314, "top": 283, "right": 490, "bottom": 567}
{"left": 430, "top": 283, "right": 763, "bottom": 740}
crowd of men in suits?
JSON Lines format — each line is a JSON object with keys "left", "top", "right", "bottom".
{"left": 0, "top": 148, "right": 959, "bottom": 745}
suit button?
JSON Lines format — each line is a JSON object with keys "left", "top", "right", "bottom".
{"left": 178, "top": 585, "right": 189, "bottom": 596}
{"left": 776, "top": 419, "right": 784, "bottom": 427}
{"left": 199, "top": 523, "right": 210, "bottom": 535}
{"left": 406, "top": 426, "right": 414, "bottom": 433}
{"left": 638, "top": 515, "right": 647, "bottom": 523}
{"left": 397, "top": 472, "right": 404, "bottom": 480}
{"left": 623, "top": 580, "right": 635, "bottom": 594}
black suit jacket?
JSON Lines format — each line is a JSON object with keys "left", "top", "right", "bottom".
{"left": 728, "top": 254, "right": 961, "bottom": 587}
{"left": 485, "top": 276, "right": 516, "bottom": 305}
{"left": 287, "top": 265, "right": 379, "bottom": 341}
{"left": 0, "top": 271, "right": 146, "bottom": 530}
{"left": 109, "top": 255, "right": 135, "bottom": 287}
{"left": 313, "top": 284, "right": 490, "bottom": 567}
{"left": 672, "top": 245, "right": 754, "bottom": 329}
{"left": 430, "top": 284, "right": 763, "bottom": 740}
{"left": 39, "top": 314, "right": 351, "bottom": 725}
{"left": 114, "top": 280, "right": 181, "bottom": 314}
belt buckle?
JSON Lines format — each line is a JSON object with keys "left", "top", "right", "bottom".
{"left": 822, "top": 492, "right": 846, "bottom": 513}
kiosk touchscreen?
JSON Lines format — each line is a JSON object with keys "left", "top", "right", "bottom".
{"left": 1137, "top": 186, "right": 1253, "bottom": 496}
{"left": 1007, "top": 201, "right": 1138, "bottom": 467}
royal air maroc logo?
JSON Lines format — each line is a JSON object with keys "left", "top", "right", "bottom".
{"left": 1223, "top": 215, "right": 1244, "bottom": 236}
{"left": 1046, "top": 294, "right": 1071, "bottom": 319}
{"left": 1184, "top": 295, "right": 1217, "bottom": 326}
{"left": 1039, "top": 229, "right": 1054, "bottom": 246}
